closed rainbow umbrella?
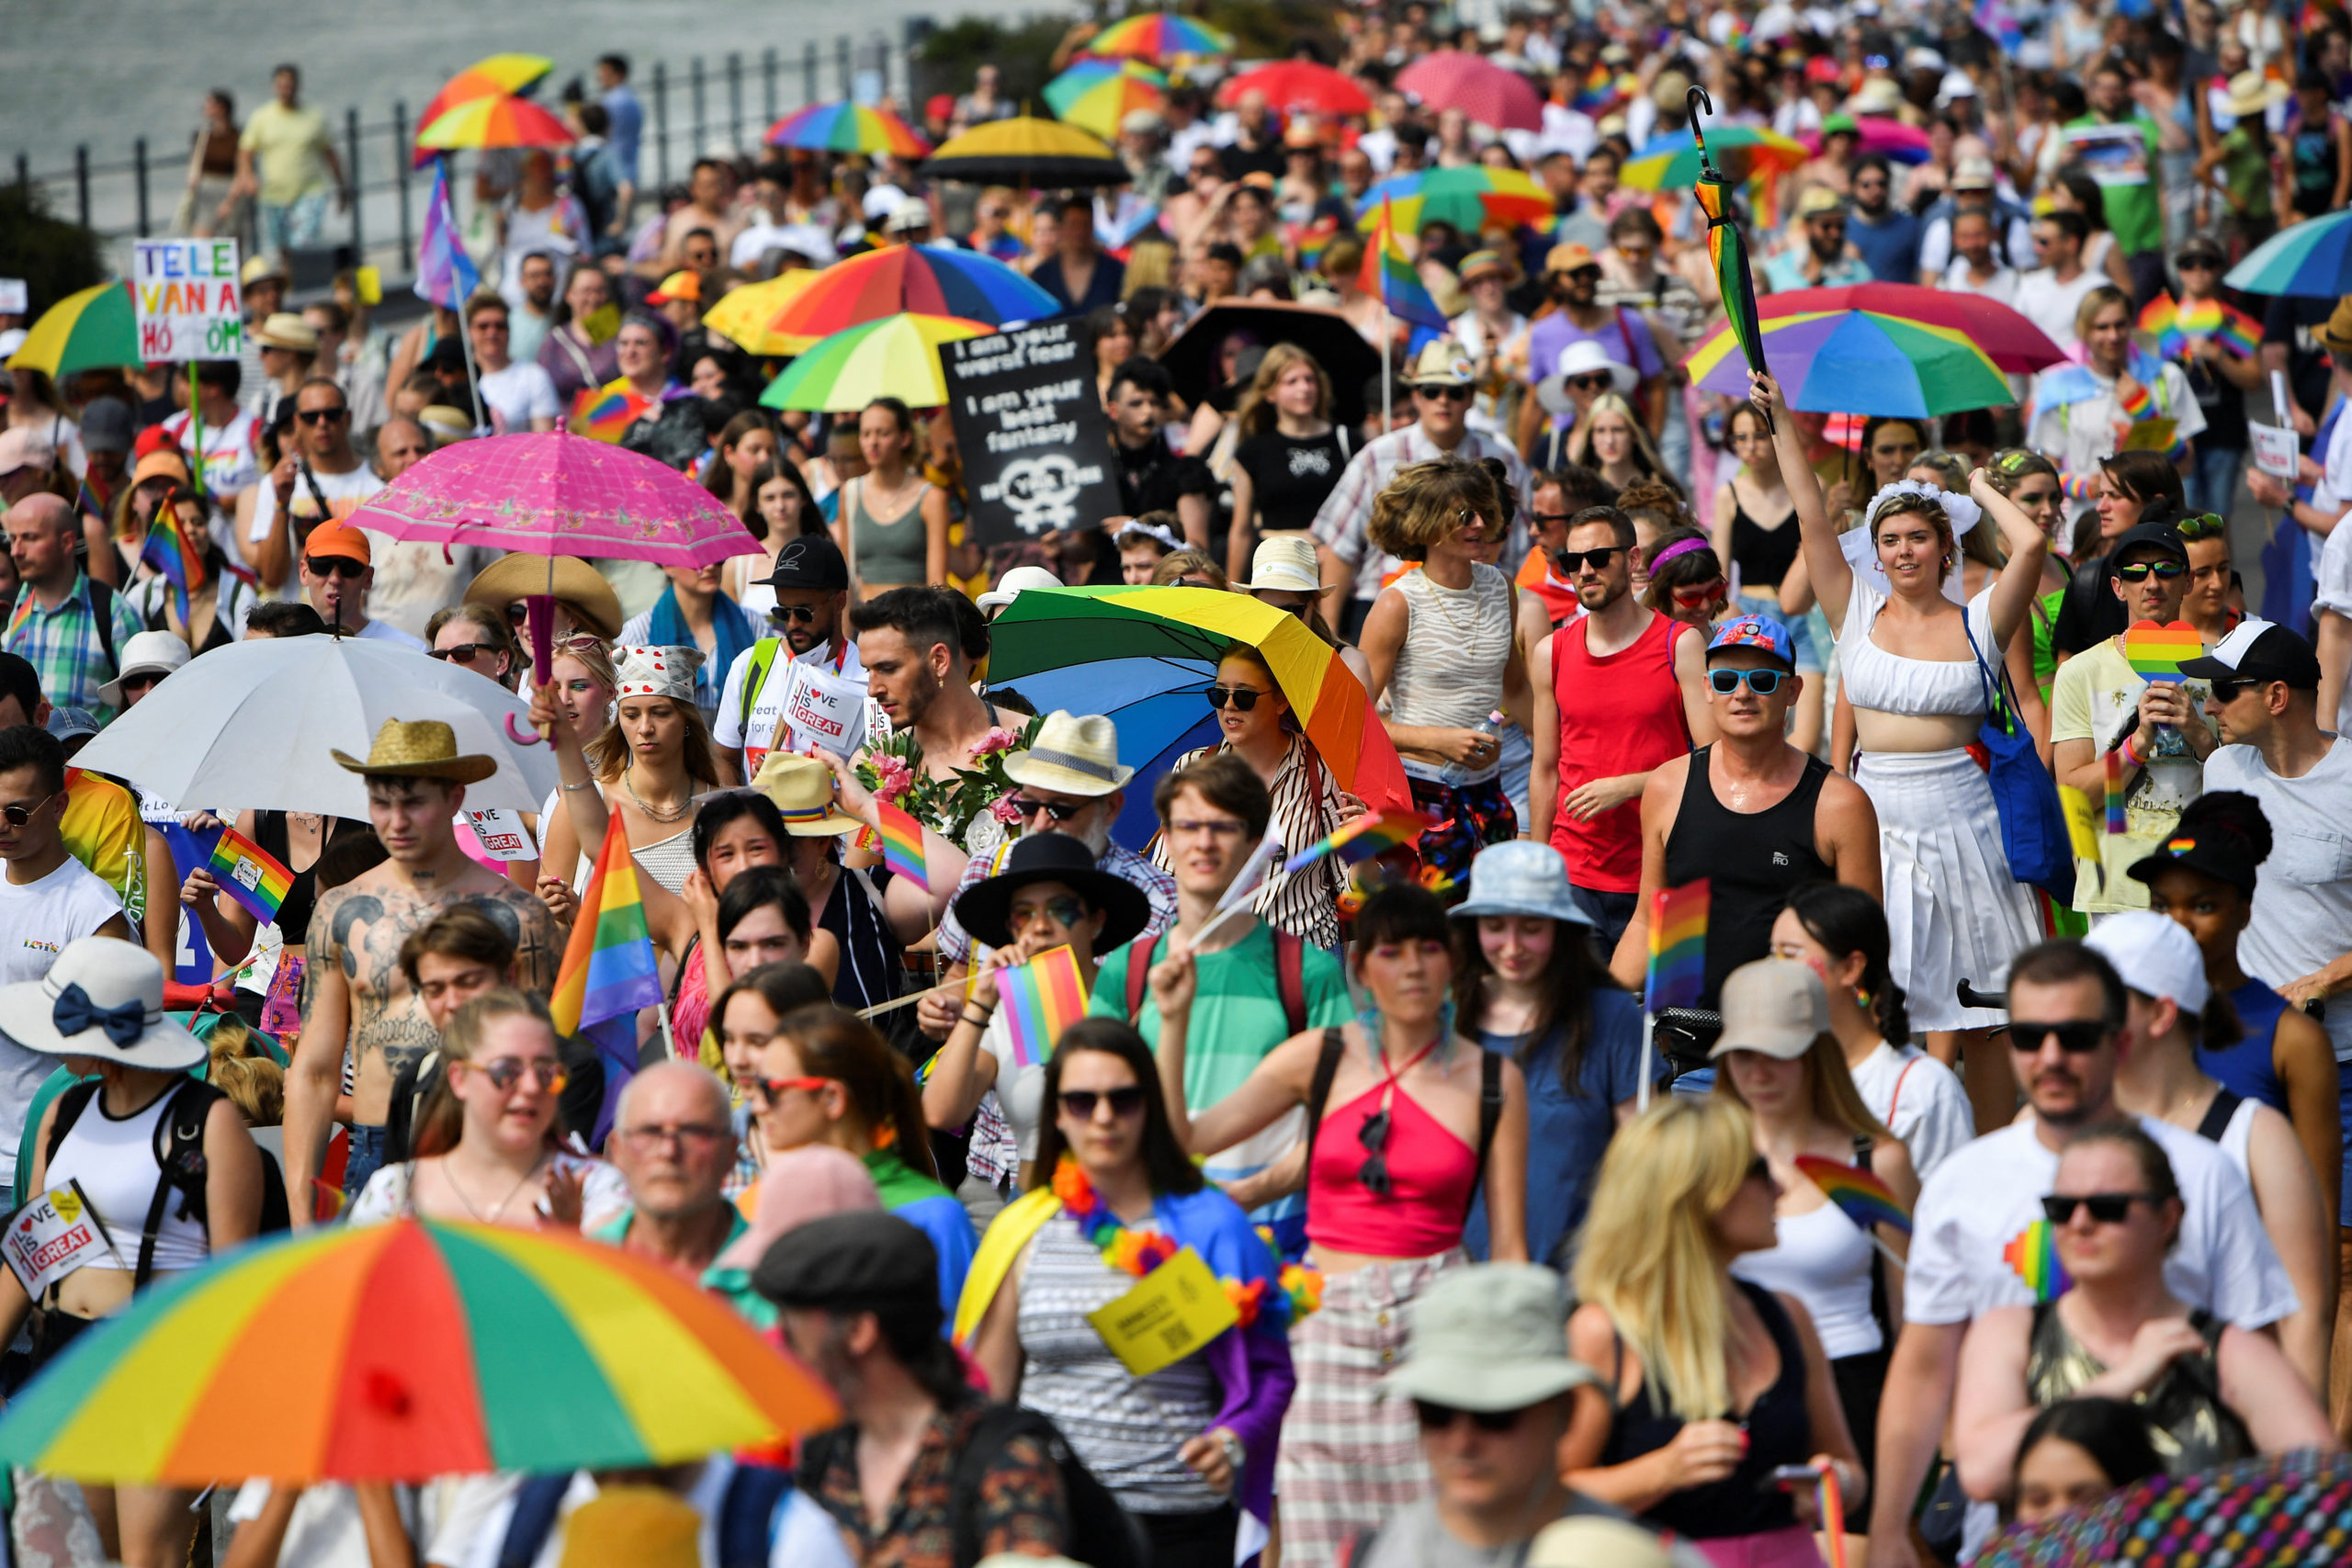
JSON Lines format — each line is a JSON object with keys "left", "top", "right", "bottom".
{"left": 6, "top": 283, "right": 141, "bottom": 379}
{"left": 759, "top": 313, "right": 991, "bottom": 412}
{"left": 0, "top": 1220, "right": 837, "bottom": 1483}
{"left": 763, "top": 101, "right": 932, "bottom": 159}
{"left": 1045, "top": 59, "right": 1169, "bottom": 140}
{"left": 418, "top": 95, "right": 575, "bottom": 153}
{"left": 1083, "top": 12, "right": 1235, "bottom": 61}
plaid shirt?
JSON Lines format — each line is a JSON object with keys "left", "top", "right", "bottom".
{"left": 6, "top": 573, "right": 143, "bottom": 716}
{"left": 1307, "top": 424, "right": 1532, "bottom": 605}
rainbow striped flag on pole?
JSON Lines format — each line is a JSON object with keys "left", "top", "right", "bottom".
{"left": 140, "top": 501, "right": 209, "bottom": 622}
{"left": 1645, "top": 878, "right": 1710, "bottom": 1012}
{"left": 551, "top": 811, "right": 665, "bottom": 1141}
{"left": 207, "top": 827, "right": 296, "bottom": 925}
{"left": 996, "top": 944, "right": 1090, "bottom": 1069}
{"left": 413, "top": 159, "right": 480, "bottom": 310}
{"left": 1359, "top": 196, "right": 1451, "bottom": 333}
{"left": 873, "top": 799, "right": 929, "bottom": 895}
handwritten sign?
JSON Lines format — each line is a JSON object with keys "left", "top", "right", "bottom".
{"left": 1086, "top": 1247, "right": 1240, "bottom": 1377}
{"left": 3, "top": 1181, "right": 119, "bottom": 1298}
{"left": 782, "top": 660, "right": 871, "bottom": 761}
{"left": 2250, "top": 422, "right": 2299, "bottom": 479}
{"left": 131, "top": 239, "right": 243, "bottom": 362}
{"left": 464, "top": 807, "right": 537, "bottom": 863}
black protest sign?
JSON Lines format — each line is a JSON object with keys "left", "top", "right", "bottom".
{"left": 943, "top": 321, "right": 1124, "bottom": 547}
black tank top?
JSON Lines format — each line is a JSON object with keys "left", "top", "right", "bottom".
{"left": 1729, "top": 492, "right": 1800, "bottom": 592}
{"left": 1600, "top": 1279, "right": 1812, "bottom": 1539}
{"left": 253, "top": 812, "right": 368, "bottom": 942}
{"left": 1663, "top": 747, "right": 1832, "bottom": 1010}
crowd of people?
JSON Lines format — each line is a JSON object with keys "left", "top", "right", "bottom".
{"left": 10, "top": 0, "right": 2352, "bottom": 1565}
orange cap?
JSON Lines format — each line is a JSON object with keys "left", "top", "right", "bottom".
{"left": 303, "top": 522, "right": 371, "bottom": 565}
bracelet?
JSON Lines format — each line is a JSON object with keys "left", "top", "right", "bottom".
{"left": 2122, "top": 731, "right": 2146, "bottom": 766}
{"left": 561, "top": 778, "right": 594, "bottom": 792}
{"left": 960, "top": 1007, "right": 992, "bottom": 1028}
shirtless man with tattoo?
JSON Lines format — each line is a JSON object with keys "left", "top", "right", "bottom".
{"left": 283, "top": 720, "right": 560, "bottom": 1220}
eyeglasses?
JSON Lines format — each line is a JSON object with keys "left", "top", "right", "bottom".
{"left": 2174, "top": 513, "right": 2227, "bottom": 540}
{"left": 2007, "top": 1020, "right": 2109, "bottom": 1055}
{"left": 768, "top": 603, "right": 821, "bottom": 625}
{"left": 0, "top": 793, "right": 55, "bottom": 828}
{"left": 1011, "top": 895, "right": 1089, "bottom": 931}
{"left": 470, "top": 1057, "right": 568, "bottom": 1093}
{"left": 1707, "top": 667, "right": 1785, "bottom": 695}
{"left": 1812, "top": 220, "right": 1848, "bottom": 235}
{"left": 1060, "top": 1085, "right": 1146, "bottom": 1120}
{"left": 1413, "top": 1399, "right": 1526, "bottom": 1433}
{"left": 1204, "top": 683, "right": 1266, "bottom": 711}
{"left": 1567, "top": 373, "right": 1613, "bottom": 391}
{"left": 2041, "top": 1191, "right": 2159, "bottom": 1224}
{"left": 1417, "top": 384, "right": 1473, "bottom": 401}
{"left": 429, "top": 643, "right": 502, "bottom": 666}
{"left": 2115, "top": 560, "right": 2186, "bottom": 582}
{"left": 616, "top": 1122, "right": 730, "bottom": 1153}
{"left": 1553, "top": 546, "right": 1622, "bottom": 574}
{"left": 305, "top": 555, "right": 366, "bottom": 580}
{"left": 1012, "top": 795, "right": 1087, "bottom": 822}
{"left": 295, "top": 406, "right": 349, "bottom": 424}
{"left": 751, "top": 1074, "right": 831, "bottom": 1104}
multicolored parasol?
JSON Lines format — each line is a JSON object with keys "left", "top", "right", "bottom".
{"left": 1623, "top": 123, "right": 1808, "bottom": 190}
{"left": 760, "top": 245, "right": 1055, "bottom": 343}
{"left": 1082, "top": 13, "right": 1236, "bottom": 61}
{"left": 1045, "top": 59, "right": 1170, "bottom": 140}
{"left": 1799, "top": 116, "right": 1934, "bottom": 164}
{"left": 1684, "top": 308, "right": 2015, "bottom": 417}
{"left": 1687, "top": 88, "right": 1771, "bottom": 427}
{"left": 412, "top": 55, "right": 553, "bottom": 165}
{"left": 2225, "top": 209, "right": 2352, "bottom": 298}
{"left": 1979, "top": 1449, "right": 2352, "bottom": 1568}
{"left": 700, "top": 270, "right": 824, "bottom": 356}
{"left": 1714, "top": 283, "right": 2068, "bottom": 376}
{"left": 763, "top": 102, "right": 932, "bottom": 159}
{"left": 1353, "top": 166, "right": 1554, "bottom": 234}
{"left": 758, "top": 313, "right": 990, "bottom": 412}
{"left": 0, "top": 1220, "right": 837, "bottom": 1483}
{"left": 417, "top": 95, "right": 574, "bottom": 153}
{"left": 5, "top": 282, "right": 140, "bottom": 380}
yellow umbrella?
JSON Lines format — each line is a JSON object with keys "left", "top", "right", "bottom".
{"left": 702, "top": 271, "right": 824, "bottom": 356}
{"left": 924, "top": 116, "right": 1130, "bottom": 188}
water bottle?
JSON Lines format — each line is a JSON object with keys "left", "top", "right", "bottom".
{"left": 1440, "top": 711, "right": 1507, "bottom": 787}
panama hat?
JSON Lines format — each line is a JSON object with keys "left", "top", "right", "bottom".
{"left": 330, "top": 717, "right": 498, "bottom": 784}
{"left": 751, "top": 753, "right": 865, "bottom": 836}
{"left": 1000, "top": 710, "right": 1133, "bottom": 796}
{"left": 1237, "top": 536, "right": 1322, "bottom": 594}
{"left": 465, "top": 554, "right": 625, "bottom": 642}
{"left": 0, "top": 937, "right": 204, "bottom": 1071}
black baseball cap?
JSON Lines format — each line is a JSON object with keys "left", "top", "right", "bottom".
{"left": 2177, "top": 618, "right": 2322, "bottom": 690}
{"left": 2108, "top": 520, "right": 2188, "bottom": 570}
{"left": 2127, "top": 831, "right": 2256, "bottom": 895}
{"left": 758, "top": 533, "right": 850, "bottom": 593}
{"left": 753, "top": 1212, "right": 940, "bottom": 1326}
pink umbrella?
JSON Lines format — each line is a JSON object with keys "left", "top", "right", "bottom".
{"left": 1798, "top": 116, "right": 1933, "bottom": 164}
{"left": 1396, "top": 51, "right": 1544, "bottom": 133}
{"left": 350, "top": 431, "right": 762, "bottom": 683}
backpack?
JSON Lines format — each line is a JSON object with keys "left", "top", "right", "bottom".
{"left": 497, "top": 1465, "right": 795, "bottom": 1568}
{"left": 85, "top": 577, "right": 119, "bottom": 679}
{"left": 1301, "top": 1027, "right": 1503, "bottom": 1217}
{"left": 45, "top": 1077, "right": 291, "bottom": 1288}
{"left": 1122, "top": 926, "right": 1306, "bottom": 1037}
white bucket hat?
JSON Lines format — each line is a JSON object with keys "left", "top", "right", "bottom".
{"left": 977, "top": 566, "right": 1065, "bottom": 615}
{"left": 1236, "top": 536, "right": 1322, "bottom": 595}
{"left": 1536, "top": 338, "right": 1638, "bottom": 414}
{"left": 0, "top": 936, "right": 204, "bottom": 1071}
{"left": 1000, "top": 710, "right": 1133, "bottom": 797}
{"left": 1380, "top": 1263, "right": 1598, "bottom": 1411}
{"left": 97, "top": 629, "right": 192, "bottom": 708}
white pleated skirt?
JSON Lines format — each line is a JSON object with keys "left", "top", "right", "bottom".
{"left": 1853, "top": 748, "right": 2043, "bottom": 1032}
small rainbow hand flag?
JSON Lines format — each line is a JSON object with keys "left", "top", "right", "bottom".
{"left": 1793, "top": 1154, "right": 1913, "bottom": 1236}
{"left": 1645, "top": 878, "right": 1709, "bottom": 1012}
{"left": 552, "top": 811, "right": 666, "bottom": 1143}
{"left": 571, "top": 384, "right": 654, "bottom": 443}
{"left": 874, "top": 798, "right": 928, "bottom": 895}
{"left": 207, "top": 827, "right": 295, "bottom": 925}
{"left": 2003, "top": 1218, "right": 2071, "bottom": 1303}
{"left": 140, "top": 503, "right": 209, "bottom": 624}
{"left": 1361, "top": 196, "right": 1452, "bottom": 333}
{"left": 1282, "top": 807, "right": 1434, "bottom": 876}
{"left": 996, "top": 943, "right": 1089, "bottom": 1070}
{"left": 2104, "top": 748, "right": 2127, "bottom": 836}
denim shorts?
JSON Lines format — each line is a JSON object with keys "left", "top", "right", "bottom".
{"left": 1735, "top": 591, "right": 1827, "bottom": 673}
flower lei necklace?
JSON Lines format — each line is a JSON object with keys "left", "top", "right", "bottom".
{"left": 1054, "top": 1156, "right": 1182, "bottom": 1278}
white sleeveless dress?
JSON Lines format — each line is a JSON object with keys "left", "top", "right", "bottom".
{"left": 1836, "top": 576, "right": 2042, "bottom": 1032}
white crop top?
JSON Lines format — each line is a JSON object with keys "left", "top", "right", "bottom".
{"left": 1730, "top": 1196, "right": 1883, "bottom": 1359}
{"left": 1833, "top": 574, "right": 1997, "bottom": 722}
{"left": 44, "top": 1083, "right": 210, "bottom": 1275}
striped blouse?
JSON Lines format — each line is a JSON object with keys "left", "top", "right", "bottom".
{"left": 1155, "top": 735, "right": 1345, "bottom": 951}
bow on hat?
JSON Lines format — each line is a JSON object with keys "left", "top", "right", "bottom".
{"left": 53, "top": 984, "right": 150, "bottom": 1050}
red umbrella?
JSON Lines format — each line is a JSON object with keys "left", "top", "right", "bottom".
{"left": 1756, "top": 283, "right": 2067, "bottom": 375}
{"left": 1396, "top": 51, "right": 1544, "bottom": 132}
{"left": 1217, "top": 61, "right": 1372, "bottom": 118}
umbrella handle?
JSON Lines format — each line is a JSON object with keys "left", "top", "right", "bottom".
{"left": 1688, "top": 84, "right": 1713, "bottom": 124}
{"left": 504, "top": 714, "right": 545, "bottom": 747}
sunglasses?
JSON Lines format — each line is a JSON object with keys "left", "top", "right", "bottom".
{"left": 752, "top": 1074, "right": 831, "bottom": 1104}
{"left": 0, "top": 793, "right": 54, "bottom": 828}
{"left": 2041, "top": 1191, "right": 2159, "bottom": 1224}
{"left": 295, "top": 406, "right": 349, "bottom": 424}
{"left": 768, "top": 603, "right": 821, "bottom": 625}
{"left": 1414, "top": 1399, "right": 1525, "bottom": 1433}
{"left": 1012, "top": 795, "right": 1086, "bottom": 822}
{"left": 2115, "top": 560, "right": 2186, "bottom": 582}
{"left": 470, "top": 1057, "right": 568, "bottom": 1093}
{"left": 1567, "top": 373, "right": 1614, "bottom": 391}
{"left": 1553, "top": 546, "right": 1622, "bottom": 574}
{"left": 2177, "top": 255, "right": 2221, "bottom": 271}
{"left": 2008, "top": 1020, "right": 2109, "bottom": 1055}
{"left": 429, "top": 643, "right": 502, "bottom": 666}
{"left": 1011, "top": 895, "right": 1089, "bottom": 931}
{"left": 1673, "top": 578, "right": 1727, "bottom": 608}
{"left": 1204, "top": 683, "right": 1266, "bottom": 711}
{"left": 1707, "top": 668, "right": 1785, "bottom": 695}
{"left": 1417, "top": 384, "right": 1473, "bottom": 400}
{"left": 2208, "top": 676, "right": 2258, "bottom": 704}
{"left": 2174, "top": 513, "right": 2227, "bottom": 540}
{"left": 1061, "top": 1085, "right": 1146, "bottom": 1120}
{"left": 305, "top": 555, "right": 366, "bottom": 579}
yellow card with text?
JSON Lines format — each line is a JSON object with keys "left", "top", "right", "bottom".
{"left": 1087, "top": 1247, "right": 1239, "bottom": 1377}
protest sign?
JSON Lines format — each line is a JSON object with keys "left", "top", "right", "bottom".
{"left": 3, "top": 1182, "right": 120, "bottom": 1299}
{"left": 944, "top": 321, "right": 1124, "bottom": 549}
{"left": 782, "top": 660, "right": 871, "bottom": 761}
{"left": 465, "top": 808, "right": 537, "bottom": 863}
{"left": 1086, "top": 1247, "right": 1241, "bottom": 1377}
{"left": 131, "top": 239, "right": 244, "bottom": 361}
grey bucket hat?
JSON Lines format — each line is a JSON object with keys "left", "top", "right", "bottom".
{"left": 1450, "top": 840, "right": 1592, "bottom": 928}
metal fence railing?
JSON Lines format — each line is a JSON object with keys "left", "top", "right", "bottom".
{"left": 10, "top": 30, "right": 922, "bottom": 286}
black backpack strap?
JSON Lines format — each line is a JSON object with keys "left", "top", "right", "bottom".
{"left": 1274, "top": 931, "right": 1306, "bottom": 1038}
{"left": 717, "top": 1462, "right": 795, "bottom": 1568}
{"left": 2197, "top": 1087, "right": 2245, "bottom": 1145}
{"left": 496, "top": 1473, "right": 576, "bottom": 1568}
{"left": 1467, "top": 1048, "right": 1503, "bottom": 1216}
{"left": 86, "top": 578, "right": 119, "bottom": 677}
{"left": 1301, "top": 1028, "right": 1347, "bottom": 1171}
{"left": 42, "top": 1079, "right": 101, "bottom": 1176}
{"left": 1122, "top": 931, "right": 1159, "bottom": 1024}
{"left": 139, "top": 1079, "right": 222, "bottom": 1290}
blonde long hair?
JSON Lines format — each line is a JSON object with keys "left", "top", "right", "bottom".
{"left": 1711, "top": 1034, "right": 1896, "bottom": 1148}
{"left": 1235, "top": 342, "right": 1333, "bottom": 440}
{"left": 1573, "top": 1097, "right": 1757, "bottom": 1422}
{"left": 1565, "top": 392, "right": 1670, "bottom": 484}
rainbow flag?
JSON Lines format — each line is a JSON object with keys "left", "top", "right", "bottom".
{"left": 140, "top": 502, "right": 209, "bottom": 622}
{"left": 571, "top": 384, "right": 655, "bottom": 444}
{"left": 2104, "top": 748, "right": 2126, "bottom": 836}
{"left": 1645, "top": 878, "right": 1709, "bottom": 1012}
{"left": 874, "top": 799, "right": 928, "bottom": 894}
{"left": 551, "top": 811, "right": 665, "bottom": 1142}
{"left": 207, "top": 827, "right": 295, "bottom": 924}
{"left": 1793, "top": 1154, "right": 1913, "bottom": 1236}
{"left": 996, "top": 943, "right": 1089, "bottom": 1070}
{"left": 2003, "top": 1218, "right": 2071, "bottom": 1302}
{"left": 1283, "top": 807, "right": 1434, "bottom": 876}
{"left": 413, "top": 159, "right": 480, "bottom": 310}
{"left": 1360, "top": 197, "right": 1450, "bottom": 333}
{"left": 2141, "top": 295, "right": 2263, "bottom": 360}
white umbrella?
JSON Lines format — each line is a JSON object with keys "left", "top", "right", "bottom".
{"left": 74, "top": 636, "right": 559, "bottom": 818}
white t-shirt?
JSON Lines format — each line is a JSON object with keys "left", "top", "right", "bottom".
{"left": 1846, "top": 1040, "right": 1973, "bottom": 1184}
{"left": 712, "top": 636, "right": 868, "bottom": 770}
{"left": 2314, "top": 524, "right": 2352, "bottom": 735}
{"left": 457, "top": 1460, "right": 854, "bottom": 1568}
{"left": 355, "top": 615, "right": 427, "bottom": 651}
{"left": 162, "top": 408, "right": 264, "bottom": 498}
{"left": 477, "top": 361, "right": 562, "bottom": 434}
{"left": 1905, "top": 1114, "right": 2298, "bottom": 1329}
{"left": 1938, "top": 259, "right": 2019, "bottom": 306}
{"left": 230, "top": 1481, "right": 463, "bottom": 1568}
{"left": 246, "top": 462, "right": 388, "bottom": 597}
{"left": 2010, "top": 266, "right": 2103, "bottom": 355}
{"left": 2027, "top": 360, "right": 2207, "bottom": 479}
{"left": 2205, "top": 740, "right": 2352, "bottom": 1058}
{"left": 0, "top": 856, "right": 125, "bottom": 1178}
{"left": 2310, "top": 393, "right": 2352, "bottom": 514}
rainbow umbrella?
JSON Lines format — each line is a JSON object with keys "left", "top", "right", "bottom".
{"left": 1354, "top": 166, "right": 1554, "bottom": 234}
{"left": 1045, "top": 59, "right": 1169, "bottom": 140}
{"left": 763, "top": 101, "right": 932, "bottom": 158}
{"left": 0, "top": 1220, "right": 837, "bottom": 1483}
{"left": 702, "top": 270, "right": 825, "bottom": 355}
{"left": 924, "top": 117, "right": 1130, "bottom": 188}
{"left": 6, "top": 282, "right": 139, "bottom": 379}
{"left": 759, "top": 313, "right": 991, "bottom": 412}
{"left": 2224, "top": 208, "right": 2352, "bottom": 298}
{"left": 1622, "top": 125, "right": 1808, "bottom": 190}
{"left": 1683, "top": 306, "right": 2015, "bottom": 417}
{"left": 763, "top": 243, "right": 1057, "bottom": 343}
{"left": 1084, "top": 12, "right": 1235, "bottom": 61}
{"left": 412, "top": 54, "right": 553, "bottom": 166}
{"left": 418, "top": 95, "right": 575, "bottom": 153}
{"left": 1981, "top": 1449, "right": 2352, "bottom": 1568}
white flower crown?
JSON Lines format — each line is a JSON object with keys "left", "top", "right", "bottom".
{"left": 1862, "top": 479, "right": 1979, "bottom": 538}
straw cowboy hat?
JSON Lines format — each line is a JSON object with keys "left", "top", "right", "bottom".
{"left": 330, "top": 717, "right": 498, "bottom": 784}
{"left": 0, "top": 937, "right": 205, "bottom": 1072}
{"left": 751, "top": 753, "right": 865, "bottom": 836}
{"left": 464, "top": 554, "right": 625, "bottom": 642}
{"left": 1001, "top": 711, "right": 1133, "bottom": 797}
